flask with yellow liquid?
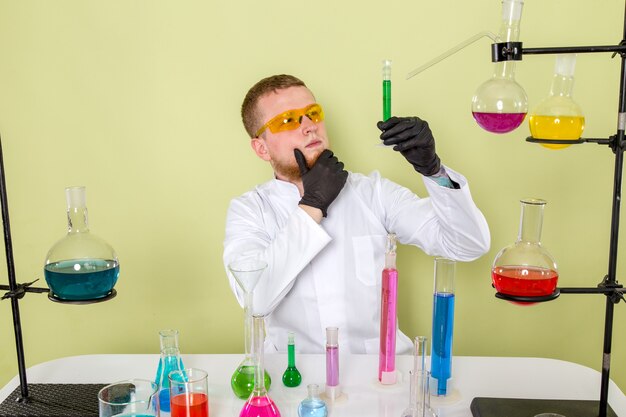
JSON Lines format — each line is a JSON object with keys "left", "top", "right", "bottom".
{"left": 529, "top": 54, "right": 585, "bottom": 149}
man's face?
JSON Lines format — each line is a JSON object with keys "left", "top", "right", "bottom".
{"left": 251, "top": 86, "right": 330, "bottom": 182}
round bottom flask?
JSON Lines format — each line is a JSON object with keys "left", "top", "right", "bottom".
{"left": 44, "top": 186, "right": 119, "bottom": 302}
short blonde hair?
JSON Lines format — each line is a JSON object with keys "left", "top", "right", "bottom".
{"left": 241, "top": 74, "right": 306, "bottom": 138}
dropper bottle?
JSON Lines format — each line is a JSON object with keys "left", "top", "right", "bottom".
{"left": 282, "top": 331, "right": 302, "bottom": 387}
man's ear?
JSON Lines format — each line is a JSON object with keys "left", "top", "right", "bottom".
{"left": 251, "top": 137, "right": 271, "bottom": 161}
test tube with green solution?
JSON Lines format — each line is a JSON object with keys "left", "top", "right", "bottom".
{"left": 382, "top": 59, "right": 392, "bottom": 121}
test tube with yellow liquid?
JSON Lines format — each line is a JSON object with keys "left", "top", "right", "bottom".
{"left": 529, "top": 54, "right": 585, "bottom": 150}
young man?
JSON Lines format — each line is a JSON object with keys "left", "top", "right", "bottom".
{"left": 224, "top": 74, "right": 490, "bottom": 354}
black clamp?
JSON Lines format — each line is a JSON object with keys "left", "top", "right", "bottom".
{"left": 1, "top": 279, "right": 47, "bottom": 301}
{"left": 598, "top": 275, "right": 625, "bottom": 304}
{"left": 491, "top": 42, "right": 523, "bottom": 62}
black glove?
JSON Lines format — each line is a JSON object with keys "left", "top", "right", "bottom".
{"left": 377, "top": 116, "right": 441, "bottom": 176}
{"left": 294, "top": 149, "right": 348, "bottom": 217}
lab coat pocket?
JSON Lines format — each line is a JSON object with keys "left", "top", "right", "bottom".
{"left": 352, "top": 235, "right": 386, "bottom": 286}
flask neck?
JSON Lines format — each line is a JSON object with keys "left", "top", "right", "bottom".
{"left": 518, "top": 200, "right": 545, "bottom": 243}
{"left": 67, "top": 208, "right": 89, "bottom": 233}
{"left": 251, "top": 315, "right": 267, "bottom": 393}
{"left": 549, "top": 74, "right": 575, "bottom": 98}
{"left": 244, "top": 292, "right": 253, "bottom": 357}
{"left": 288, "top": 342, "right": 296, "bottom": 368}
{"left": 384, "top": 233, "right": 397, "bottom": 269}
{"left": 494, "top": 61, "right": 517, "bottom": 80}
{"left": 498, "top": 0, "right": 523, "bottom": 42}
{"left": 159, "top": 330, "right": 180, "bottom": 352}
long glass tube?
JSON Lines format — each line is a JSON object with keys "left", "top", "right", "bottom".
{"left": 325, "top": 327, "right": 341, "bottom": 400}
{"left": 239, "top": 315, "right": 281, "bottom": 417}
{"left": 383, "top": 60, "right": 392, "bottom": 121}
{"left": 379, "top": 233, "right": 398, "bottom": 384}
{"left": 430, "top": 258, "right": 456, "bottom": 396}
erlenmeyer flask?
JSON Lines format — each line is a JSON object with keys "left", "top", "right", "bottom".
{"left": 471, "top": 0, "right": 528, "bottom": 134}
{"left": 44, "top": 186, "right": 119, "bottom": 301}
{"left": 239, "top": 314, "right": 282, "bottom": 417}
{"left": 154, "top": 329, "right": 185, "bottom": 416}
{"left": 229, "top": 259, "right": 272, "bottom": 399}
{"left": 492, "top": 199, "right": 559, "bottom": 302}
{"left": 529, "top": 54, "right": 585, "bottom": 149}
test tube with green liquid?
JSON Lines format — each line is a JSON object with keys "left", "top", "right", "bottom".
{"left": 382, "top": 59, "right": 392, "bottom": 121}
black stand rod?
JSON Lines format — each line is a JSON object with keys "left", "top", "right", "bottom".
{"left": 0, "top": 135, "right": 30, "bottom": 402}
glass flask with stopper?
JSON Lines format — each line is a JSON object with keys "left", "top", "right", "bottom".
{"left": 492, "top": 198, "right": 559, "bottom": 303}
{"left": 529, "top": 54, "right": 585, "bottom": 150}
{"left": 472, "top": 0, "right": 528, "bottom": 134}
{"left": 298, "top": 384, "right": 327, "bottom": 417}
{"left": 229, "top": 259, "right": 272, "bottom": 399}
{"left": 44, "top": 186, "right": 119, "bottom": 302}
{"left": 239, "top": 314, "right": 282, "bottom": 417}
{"left": 154, "top": 329, "right": 185, "bottom": 416}
{"left": 282, "top": 331, "right": 302, "bottom": 387}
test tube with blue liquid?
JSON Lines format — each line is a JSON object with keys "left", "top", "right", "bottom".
{"left": 430, "top": 258, "right": 456, "bottom": 396}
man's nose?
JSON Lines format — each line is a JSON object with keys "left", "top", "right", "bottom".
{"left": 299, "top": 115, "right": 317, "bottom": 135}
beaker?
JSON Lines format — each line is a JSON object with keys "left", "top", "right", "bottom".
{"left": 229, "top": 259, "right": 272, "bottom": 399}
{"left": 44, "top": 186, "right": 119, "bottom": 301}
{"left": 98, "top": 379, "right": 159, "bottom": 417}
{"left": 282, "top": 331, "right": 302, "bottom": 387}
{"left": 529, "top": 54, "right": 585, "bottom": 149}
{"left": 379, "top": 233, "right": 398, "bottom": 385}
{"left": 492, "top": 199, "right": 559, "bottom": 301}
{"left": 298, "top": 384, "right": 328, "bottom": 417}
{"left": 169, "top": 368, "right": 209, "bottom": 417}
{"left": 154, "top": 330, "right": 185, "bottom": 416}
{"left": 239, "top": 314, "right": 282, "bottom": 417}
{"left": 430, "top": 258, "right": 456, "bottom": 396}
{"left": 471, "top": 0, "right": 528, "bottom": 133}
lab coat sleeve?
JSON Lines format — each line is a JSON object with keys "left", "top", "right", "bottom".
{"left": 381, "top": 166, "right": 490, "bottom": 261}
{"left": 223, "top": 194, "right": 332, "bottom": 316}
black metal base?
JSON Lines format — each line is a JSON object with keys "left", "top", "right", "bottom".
{"left": 47, "top": 289, "right": 116, "bottom": 305}
{"left": 495, "top": 290, "right": 560, "bottom": 304}
{"left": 0, "top": 383, "right": 106, "bottom": 417}
{"left": 470, "top": 397, "right": 618, "bottom": 417}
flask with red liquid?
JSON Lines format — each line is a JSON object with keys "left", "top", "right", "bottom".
{"left": 492, "top": 198, "right": 559, "bottom": 303}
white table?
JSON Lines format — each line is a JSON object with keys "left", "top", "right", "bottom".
{"left": 1, "top": 354, "right": 624, "bottom": 416}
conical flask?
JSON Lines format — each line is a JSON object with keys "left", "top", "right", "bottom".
{"left": 229, "top": 259, "right": 272, "bottom": 399}
{"left": 529, "top": 54, "right": 585, "bottom": 150}
{"left": 239, "top": 314, "right": 281, "bottom": 417}
{"left": 471, "top": 0, "right": 528, "bottom": 134}
{"left": 44, "top": 186, "right": 119, "bottom": 301}
{"left": 492, "top": 199, "right": 559, "bottom": 302}
{"left": 154, "top": 329, "right": 185, "bottom": 416}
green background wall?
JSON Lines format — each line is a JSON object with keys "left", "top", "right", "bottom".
{"left": 0, "top": 0, "right": 624, "bottom": 394}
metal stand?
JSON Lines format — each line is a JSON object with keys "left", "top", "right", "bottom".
{"left": 0, "top": 134, "right": 115, "bottom": 415}
{"left": 475, "top": 4, "right": 626, "bottom": 417}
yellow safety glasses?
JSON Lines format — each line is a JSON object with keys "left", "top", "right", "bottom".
{"left": 255, "top": 103, "right": 324, "bottom": 137}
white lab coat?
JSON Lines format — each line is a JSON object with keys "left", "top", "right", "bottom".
{"left": 223, "top": 166, "right": 490, "bottom": 355}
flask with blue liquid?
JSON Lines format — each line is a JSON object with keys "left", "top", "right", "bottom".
{"left": 154, "top": 329, "right": 185, "bottom": 416}
{"left": 44, "top": 186, "right": 119, "bottom": 302}
{"left": 298, "top": 384, "right": 327, "bottom": 417}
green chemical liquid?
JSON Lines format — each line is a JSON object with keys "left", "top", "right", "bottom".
{"left": 383, "top": 79, "right": 391, "bottom": 121}
{"left": 231, "top": 365, "right": 272, "bottom": 399}
{"left": 282, "top": 343, "right": 301, "bottom": 387}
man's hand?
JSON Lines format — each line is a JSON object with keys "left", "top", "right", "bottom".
{"left": 295, "top": 149, "right": 348, "bottom": 217}
{"left": 377, "top": 116, "right": 441, "bottom": 176}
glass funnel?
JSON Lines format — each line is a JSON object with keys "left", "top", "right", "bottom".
{"left": 239, "top": 314, "right": 282, "bottom": 417}
{"left": 492, "top": 199, "right": 559, "bottom": 302}
{"left": 44, "top": 186, "right": 119, "bottom": 301}
{"left": 529, "top": 54, "right": 585, "bottom": 150}
{"left": 229, "top": 259, "right": 271, "bottom": 399}
{"left": 472, "top": 0, "right": 528, "bottom": 134}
